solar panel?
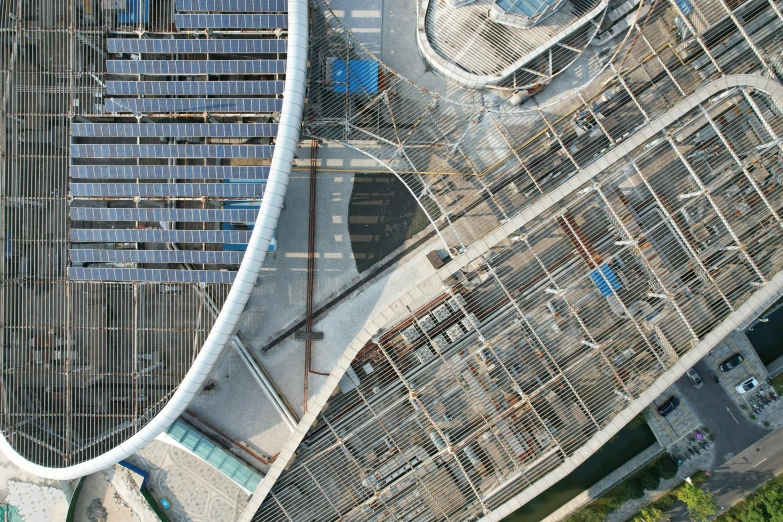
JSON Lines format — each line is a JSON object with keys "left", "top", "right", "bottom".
{"left": 71, "top": 228, "right": 253, "bottom": 243}
{"left": 70, "top": 207, "right": 259, "bottom": 222}
{"left": 68, "top": 267, "right": 237, "bottom": 283}
{"left": 70, "top": 183, "right": 266, "bottom": 198}
{"left": 174, "top": 14, "right": 288, "bottom": 29}
{"left": 105, "top": 80, "right": 284, "bottom": 96}
{"left": 70, "top": 249, "right": 245, "bottom": 264}
{"left": 70, "top": 165, "right": 270, "bottom": 180}
{"left": 71, "top": 123, "right": 279, "bottom": 138}
{"left": 106, "top": 60, "right": 285, "bottom": 75}
{"left": 104, "top": 98, "right": 282, "bottom": 114}
{"left": 70, "top": 144, "right": 274, "bottom": 158}
{"left": 176, "top": 0, "right": 288, "bottom": 12}
{"left": 106, "top": 39, "right": 287, "bottom": 54}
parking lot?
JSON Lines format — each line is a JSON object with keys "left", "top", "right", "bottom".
{"left": 645, "top": 386, "right": 701, "bottom": 449}
{"left": 702, "top": 330, "right": 782, "bottom": 427}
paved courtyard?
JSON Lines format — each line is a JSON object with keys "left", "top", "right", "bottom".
{"left": 127, "top": 441, "right": 249, "bottom": 522}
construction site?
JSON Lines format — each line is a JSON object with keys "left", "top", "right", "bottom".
{"left": 4, "top": 0, "right": 783, "bottom": 520}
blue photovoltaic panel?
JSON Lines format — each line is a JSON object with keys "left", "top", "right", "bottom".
{"left": 105, "top": 81, "right": 284, "bottom": 96}
{"left": 70, "top": 183, "right": 266, "bottom": 198}
{"left": 589, "top": 263, "right": 623, "bottom": 297}
{"left": 68, "top": 267, "right": 237, "bottom": 283}
{"left": 104, "top": 98, "right": 282, "bottom": 114}
{"left": 71, "top": 123, "right": 279, "bottom": 138}
{"left": 70, "top": 249, "right": 245, "bottom": 264}
{"left": 106, "top": 39, "right": 286, "bottom": 54}
{"left": 71, "top": 228, "right": 253, "bottom": 243}
{"left": 70, "top": 144, "right": 274, "bottom": 159}
{"left": 70, "top": 165, "right": 270, "bottom": 180}
{"left": 70, "top": 207, "right": 259, "bottom": 222}
{"left": 106, "top": 60, "right": 285, "bottom": 75}
{"left": 176, "top": 0, "right": 288, "bottom": 12}
{"left": 175, "top": 14, "right": 287, "bottom": 29}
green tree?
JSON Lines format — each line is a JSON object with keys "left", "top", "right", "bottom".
{"left": 633, "top": 506, "right": 665, "bottom": 522}
{"left": 654, "top": 455, "right": 678, "bottom": 480}
{"left": 675, "top": 483, "right": 716, "bottom": 522}
{"left": 623, "top": 477, "right": 646, "bottom": 500}
{"left": 637, "top": 468, "right": 661, "bottom": 492}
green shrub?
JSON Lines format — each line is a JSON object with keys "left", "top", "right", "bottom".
{"left": 637, "top": 468, "right": 661, "bottom": 491}
{"left": 654, "top": 455, "right": 678, "bottom": 480}
{"left": 750, "top": 414, "right": 756, "bottom": 420}
{"left": 623, "top": 477, "right": 646, "bottom": 499}
{"left": 764, "top": 421, "right": 770, "bottom": 427}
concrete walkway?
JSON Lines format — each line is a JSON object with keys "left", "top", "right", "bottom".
{"left": 606, "top": 448, "right": 715, "bottom": 522}
{"left": 540, "top": 444, "right": 663, "bottom": 522}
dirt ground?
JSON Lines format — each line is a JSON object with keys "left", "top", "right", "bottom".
{"left": 74, "top": 472, "right": 143, "bottom": 522}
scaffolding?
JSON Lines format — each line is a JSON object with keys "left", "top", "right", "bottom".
{"left": 251, "top": 0, "right": 783, "bottom": 519}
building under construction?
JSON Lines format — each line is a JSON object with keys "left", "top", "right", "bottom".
{"left": 0, "top": 0, "right": 307, "bottom": 475}
{"left": 5, "top": 0, "right": 783, "bottom": 521}
{"left": 245, "top": 0, "right": 783, "bottom": 520}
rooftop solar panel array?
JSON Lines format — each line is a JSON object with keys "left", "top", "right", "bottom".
{"left": 72, "top": 123, "right": 279, "bottom": 138}
{"left": 71, "top": 228, "right": 254, "bottom": 244}
{"left": 174, "top": 14, "right": 288, "bottom": 29}
{"left": 106, "top": 38, "right": 287, "bottom": 54}
{"left": 176, "top": 0, "right": 288, "bottom": 12}
{"left": 70, "top": 248, "right": 245, "bottom": 265}
{"left": 71, "top": 144, "right": 274, "bottom": 159}
{"left": 70, "top": 0, "right": 286, "bottom": 282}
{"left": 70, "top": 183, "right": 266, "bottom": 198}
{"left": 68, "top": 267, "right": 237, "bottom": 283}
{"left": 104, "top": 98, "right": 282, "bottom": 114}
{"left": 70, "top": 165, "right": 271, "bottom": 180}
{"left": 105, "top": 81, "right": 284, "bottom": 96}
{"left": 106, "top": 59, "right": 285, "bottom": 75}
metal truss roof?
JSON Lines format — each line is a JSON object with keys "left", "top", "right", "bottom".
{"left": 0, "top": 0, "right": 291, "bottom": 469}
{"left": 250, "top": 0, "right": 783, "bottom": 519}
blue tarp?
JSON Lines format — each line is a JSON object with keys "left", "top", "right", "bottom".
{"left": 589, "top": 263, "right": 623, "bottom": 297}
{"left": 332, "top": 60, "right": 379, "bottom": 94}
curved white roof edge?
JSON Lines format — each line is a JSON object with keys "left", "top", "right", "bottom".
{"left": 415, "top": 0, "right": 609, "bottom": 89}
{"left": 238, "top": 73, "right": 783, "bottom": 521}
{"left": 0, "top": 0, "right": 309, "bottom": 480}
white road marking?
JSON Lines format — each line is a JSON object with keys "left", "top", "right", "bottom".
{"left": 726, "top": 407, "right": 740, "bottom": 424}
{"left": 753, "top": 458, "right": 768, "bottom": 468}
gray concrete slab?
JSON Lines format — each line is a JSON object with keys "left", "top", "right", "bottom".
{"left": 645, "top": 385, "right": 701, "bottom": 449}
{"left": 702, "top": 330, "right": 783, "bottom": 429}
{"left": 675, "top": 358, "right": 768, "bottom": 462}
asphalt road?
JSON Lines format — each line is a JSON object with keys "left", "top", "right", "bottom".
{"left": 666, "top": 427, "right": 783, "bottom": 520}
{"left": 674, "top": 360, "right": 768, "bottom": 461}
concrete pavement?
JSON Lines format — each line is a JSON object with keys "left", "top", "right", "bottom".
{"left": 674, "top": 359, "right": 769, "bottom": 461}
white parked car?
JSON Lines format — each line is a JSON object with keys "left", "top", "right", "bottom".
{"left": 734, "top": 377, "right": 759, "bottom": 395}
{"left": 686, "top": 368, "right": 703, "bottom": 389}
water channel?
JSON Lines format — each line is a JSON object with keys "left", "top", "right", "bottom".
{"left": 745, "top": 303, "right": 783, "bottom": 365}
{"left": 504, "top": 423, "right": 657, "bottom": 522}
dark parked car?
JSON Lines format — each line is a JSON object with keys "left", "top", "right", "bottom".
{"left": 719, "top": 353, "right": 745, "bottom": 372}
{"left": 657, "top": 396, "right": 680, "bottom": 417}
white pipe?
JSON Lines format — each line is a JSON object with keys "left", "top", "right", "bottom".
{"left": 0, "top": 0, "right": 309, "bottom": 480}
